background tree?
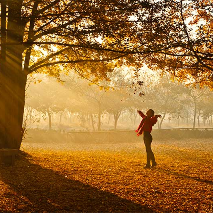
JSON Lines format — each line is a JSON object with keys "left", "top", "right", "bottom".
{"left": 26, "top": 77, "right": 69, "bottom": 130}
{"left": 0, "top": 0, "right": 212, "bottom": 148}
{"left": 104, "top": 89, "right": 131, "bottom": 130}
{"left": 185, "top": 86, "right": 212, "bottom": 129}
{"left": 0, "top": 0, "right": 136, "bottom": 148}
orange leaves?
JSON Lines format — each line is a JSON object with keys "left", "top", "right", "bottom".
{"left": 20, "top": 0, "right": 213, "bottom": 88}
{"left": 8, "top": 135, "right": 211, "bottom": 212}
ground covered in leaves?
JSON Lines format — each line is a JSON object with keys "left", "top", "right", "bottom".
{"left": 0, "top": 136, "right": 213, "bottom": 212}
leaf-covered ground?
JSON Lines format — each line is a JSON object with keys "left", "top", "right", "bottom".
{"left": 0, "top": 138, "right": 213, "bottom": 212}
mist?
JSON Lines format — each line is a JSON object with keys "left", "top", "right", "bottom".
{"left": 22, "top": 71, "right": 213, "bottom": 151}
{"left": 25, "top": 73, "right": 213, "bottom": 130}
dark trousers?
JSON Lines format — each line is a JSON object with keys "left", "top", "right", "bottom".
{"left": 143, "top": 131, "right": 156, "bottom": 166}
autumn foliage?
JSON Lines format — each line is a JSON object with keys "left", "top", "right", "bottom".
{"left": 0, "top": 0, "right": 212, "bottom": 148}
{"left": 3, "top": 0, "right": 212, "bottom": 84}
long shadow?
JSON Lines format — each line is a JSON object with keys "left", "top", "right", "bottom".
{"left": 157, "top": 167, "right": 213, "bottom": 186}
{"left": 0, "top": 151, "right": 154, "bottom": 212}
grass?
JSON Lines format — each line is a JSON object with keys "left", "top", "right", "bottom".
{"left": 0, "top": 137, "right": 213, "bottom": 212}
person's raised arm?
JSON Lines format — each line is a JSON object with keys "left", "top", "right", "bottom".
{"left": 137, "top": 110, "right": 146, "bottom": 118}
{"left": 150, "top": 114, "right": 161, "bottom": 125}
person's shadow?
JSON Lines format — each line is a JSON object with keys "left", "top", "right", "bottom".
{"left": 0, "top": 151, "right": 154, "bottom": 212}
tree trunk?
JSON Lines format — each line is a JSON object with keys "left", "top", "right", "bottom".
{"left": 97, "top": 104, "right": 101, "bottom": 131}
{"left": 177, "top": 113, "right": 180, "bottom": 127}
{"left": 203, "top": 117, "right": 206, "bottom": 127}
{"left": 114, "top": 111, "right": 121, "bottom": 130}
{"left": 114, "top": 117, "right": 118, "bottom": 130}
{"left": 159, "top": 112, "right": 166, "bottom": 129}
{"left": 157, "top": 120, "right": 160, "bottom": 129}
{"left": 90, "top": 114, "right": 96, "bottom": 131}
{"left": 0, "top": 0, "right": 26, "bottom": 149}
{"left": 47, "top": 111, "right": 52, "bottom": 130}
{"left": 193, "top": 100, "right": 197, "bottom": 129}
{"left": 197, "top": 110, "right": 200, "bottom": 127}
{"left": 0, "top": 71, "right": 27, "bottom": 149}
{"left": 186, "top": 111, "right": 189, "bottom": 126}
{"left": 97, "top": 113, "right": 101, "bottom": 131}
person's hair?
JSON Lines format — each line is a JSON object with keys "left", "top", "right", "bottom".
{"left": 148, "top": 109, "right": 154, "bottom": 117}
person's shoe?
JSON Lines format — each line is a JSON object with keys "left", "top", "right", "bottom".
{"left": 152, "top": 162, "right": 157, "bottom": 168}
{"left": 144, "top": 164, "right": 151, "bottom": 169}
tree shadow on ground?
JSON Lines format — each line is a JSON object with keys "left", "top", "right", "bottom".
{"left": 0, "top": 151, "right": 154, "bottom": 212}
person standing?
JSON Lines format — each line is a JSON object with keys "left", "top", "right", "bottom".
{"left": 136, "top": 109, "right": 161, "bottom": 169}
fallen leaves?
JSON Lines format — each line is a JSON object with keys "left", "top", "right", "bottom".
{"left": 0, "top": 138, "right": 213, "bottom": 212}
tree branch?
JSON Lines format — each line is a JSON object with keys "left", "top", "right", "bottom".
{"left": 36, "top": 0, "right": 61, "bottom": 15}
{"left": 29, "top": 47, "right": 70, "bottom": 71}
{"left": 180, "top": 0, "right": 213, "bottom": 72}
{"left": 29, "top": 54, "right": 128, "bottom": 73}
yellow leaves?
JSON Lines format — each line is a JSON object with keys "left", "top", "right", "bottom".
{"left": 19, "top": 137, "right": 213, "bottom": 212}
{"left": 102, "top": 36, "right": 116, "bottom": 46}
{"left": 1, "top": 131, "right": 213, "bottom": 212}
{"left": 99, "top": 86, "right": 105, "bottom": 90}
{"left": 33, "top": 79, "right": 42, "bottom": 84}
{"left": 22, "top": 0, "right": 212, "bottom": 90}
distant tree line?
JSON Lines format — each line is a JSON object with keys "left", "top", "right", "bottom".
{"left": 25, "top": 74, "right": 213, "bottom": 131}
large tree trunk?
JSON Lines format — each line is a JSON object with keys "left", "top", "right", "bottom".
{"left": 0, "top": 56, "right": 26, "bottom": 149}
{"left": 0, "top": 0, "right": 26, "bottom": 149}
